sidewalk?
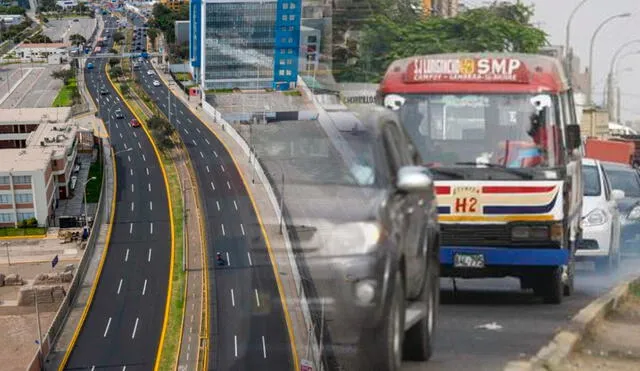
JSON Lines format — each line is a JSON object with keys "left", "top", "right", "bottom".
{"left": 559, "top": 286, "right": 640, "bottom": 371}
{"left": 151, "top": 60, "right": 315, "bottom": 367}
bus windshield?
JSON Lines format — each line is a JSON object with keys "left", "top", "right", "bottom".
{"left": 385, "top": 93, "right": 566, "bottom": 169}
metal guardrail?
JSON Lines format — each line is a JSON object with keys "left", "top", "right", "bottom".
{"left": 26, "top": 139, "right": 111, "bottom": 371}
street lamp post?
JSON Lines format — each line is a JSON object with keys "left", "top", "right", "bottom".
{"left": 565, "top": 0, "right": 589, "bottom": 74}
{"left": 587, "top": 12, "right": 632, "bottom": 105}
{"left": 83, "top": 176, "right": 97, "bottom": 230}
{"left": 605, "top": 39, "right": 640, "bottom": 119}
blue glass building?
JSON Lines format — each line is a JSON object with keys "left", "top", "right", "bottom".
{"left": 190, "top": 0, "right": 301, "bottom": 91}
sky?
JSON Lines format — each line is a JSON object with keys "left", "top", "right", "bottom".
{"left": 523, "top": 0, "right": 640, "bottom": 122}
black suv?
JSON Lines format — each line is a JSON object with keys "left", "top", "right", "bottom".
{"left": 285, "top": 106, "right": 440, "bottom": 370}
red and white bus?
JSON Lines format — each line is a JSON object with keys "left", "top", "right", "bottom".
{"left": 378, "top": 53, "right": 584, "bottom": 304}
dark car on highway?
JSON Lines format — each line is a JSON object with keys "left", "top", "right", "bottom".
{"left": 287, "top": 106, "right": 440, "bottom": 370}
{"left": 601, "top": 161, "right": 640, "bottom": 250}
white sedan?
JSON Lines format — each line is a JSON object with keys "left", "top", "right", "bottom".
{"left": 152, "top": 80, "right": 161, "bottom": 87}
{"left": 577, "top": 158, "right": 623, "bottom": 272}
{"left": 147, "top": 69, "right": 155, "bottom": 75}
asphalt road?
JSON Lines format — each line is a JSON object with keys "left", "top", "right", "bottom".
{"left": 244, "top": 116, "right": 640, "bottom": 371}
{"left": 130, "top": 18, "right": 294, "bottom": 371}
{"left": 62, "top": 16, "right": 171, "bottom": 370}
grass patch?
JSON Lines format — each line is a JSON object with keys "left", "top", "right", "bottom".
{"left": 283, "top": 90, "right": 302, "bottom": 96}
{"left": 174, "top": 72, "right": 191, "bottom": 81}
{"left": 85, "top": 154, "right": 103, "bottom": 203}
{"left": 205, "top": 88, "right": 234, "bottom": 94}
{"left": 0, "top": 227, "right": 46, "bottom": 237}
{"left": 110, "top": 72, "right": 186, "bottom": 369}
{"left": 630, "top": 281, "right": 640, "bottom": 298}
{"left": 52, "top": 77, "right": 77, "bottom": 107}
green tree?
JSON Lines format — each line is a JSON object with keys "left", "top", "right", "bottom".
{"left": 51, "top": 68, "right": 74, "bottom": 84}
{"left": 26, "top": 33, "right": 53, "bottom": 43}
{"left": 0, "top": 6, "right": 26, "bottom": 15}
{"left": 109, "top": 47, "right": 118, "bottom": 54}
{"left": 108, "top": 57, "right": 120, "bottom": 67}
{"left": 147, "top": 115, "right": 169, "bottom": 131}
{"left": 69, "top": 33, "right": 86, "bottom": 46}
{"left": 150, "top": 3, "right": 188, "bottom": 44}
{"left": 147, "top": 28, "right": 158, "bottom": 49}
{"left": 120, "top": 83, "right": 130, "bottom": 96}
{"left": 109, "top": 66, "right": 123, "bottom": 79}
{"left": 113, "top": 31, "right": 125, "bottom": 44}
{"left": 334, "top": 1, "right": 548, "bottom": 82}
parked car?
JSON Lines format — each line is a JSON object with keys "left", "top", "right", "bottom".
{"left": 130, "top": 119, "right": 141, "bottom": 128}
{"left": 601, "top": 161, "right": 640, "bottom": 251}
{"left": 577, "top": 158, "right": 623, "bottom": 271}
{"left": 114, "top": 109, "right": 124, "bottom": 119}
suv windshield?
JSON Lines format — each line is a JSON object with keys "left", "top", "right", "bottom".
{"left": 582, "top": 165, "right": 601, "bottom": 196}
{"left": 386, "top": 93, "right": 565, "bottom": 169}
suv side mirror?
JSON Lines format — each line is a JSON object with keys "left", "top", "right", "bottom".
{"left": 396, "top": 166, "right": 432, "bottom": 192}
{"left": 612, "top": 189, "right": 625, "bottom": 201}
{"left": 566, "top": 124, "right": 581, "bottom": 150}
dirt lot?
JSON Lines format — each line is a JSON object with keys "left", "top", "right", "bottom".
{"left": 0, "top": 312, "right": 55, "bottom": 371}
{"left": 560, "top": 285, "right": 640, "bottom": 371}
{"left": 0, "top": 260, "right": 77, "bottom": 370}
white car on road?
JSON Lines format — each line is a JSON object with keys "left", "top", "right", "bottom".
{"left": 152, "top": 80, "right": 160, "bottom": 87}
{"left": 577, "top": 158, "right": 623, "bottom": 272}
{"left": 147, "top": 69, "right": 155, "bottom": 75}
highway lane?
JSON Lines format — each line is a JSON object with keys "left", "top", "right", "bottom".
{"left": 63, "top": 16, "right": 171, "bottom": 370}
{"left": 129, "top": 19, "right": 294, "bottom": 370}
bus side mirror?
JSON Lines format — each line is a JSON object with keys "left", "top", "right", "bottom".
{"left": 566, "top": 124, "right": 581, "bottom": 150}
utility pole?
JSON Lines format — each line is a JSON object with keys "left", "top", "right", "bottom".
{"left": 4, "top": 242, "right": 10, "bottom": 266}
{"left": 34, "top": 289, "right": 43, "bottom": 371}
{"left": 617, "top": 86, "right": 621, "bottom": 124}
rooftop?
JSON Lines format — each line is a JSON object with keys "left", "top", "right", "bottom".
{"left": 0, "top": 121, "right": 78, "bottom": 173}
{"left": 0, "top": 108, "right": 71, "bottom": 125}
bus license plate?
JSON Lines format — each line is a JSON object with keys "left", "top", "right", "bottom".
{"left": 454, "top": 253, "right": 485, "bottom": 268}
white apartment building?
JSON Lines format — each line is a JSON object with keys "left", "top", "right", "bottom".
{"left": 0, "top": 121, "right": 78, "bottom": 228}
{"left": 15, "top": 43, "right": 71, "bottom": 63}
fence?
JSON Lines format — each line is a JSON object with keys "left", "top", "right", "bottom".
{"left": 25, "top": 138, "right": 111, "bottom": 371}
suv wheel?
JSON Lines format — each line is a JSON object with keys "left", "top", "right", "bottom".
{"left": 403, "top": 251, "right": 438, "bottom": 361}
{"left": 362, "top": 270, "right": 405, "bottom": 371}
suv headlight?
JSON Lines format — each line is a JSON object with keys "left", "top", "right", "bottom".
{"left": 582, "top": 208, "right": 608, "bottom": 227}
{"left": 628, "top": 205, "right": 640, "bottom": 220}
{"left": 323, "top": 222, "right": 382, "bottom": 255}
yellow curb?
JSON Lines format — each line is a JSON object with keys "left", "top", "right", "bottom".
{"left": 0, "top": 234, "right": 46, "bottom": 240}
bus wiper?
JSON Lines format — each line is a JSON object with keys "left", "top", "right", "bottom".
{"left": 454, "top": 162, "right": 534, "bottom": 180}
{"left": 426, "top": 167, "right": 466, "bottom": 179}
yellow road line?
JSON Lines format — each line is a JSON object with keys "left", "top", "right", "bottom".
{"left": 58, "top": 129, "right": 117, "bottom": 370}
{"left": 105, "top": 71, "right": 176, "bottom": 371}
{"left": 159, "top": 77, "right": 300, "bottom": 370}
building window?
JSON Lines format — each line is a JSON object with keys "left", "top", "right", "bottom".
{"left": 15, "top": 194, "right": 33, "bottom": 203}
{"left": 281, "top": 15, "right": 287, "bottom": 21}
{"left": 0, "top": 194, "right": 10, "bottom": 204}
{"left": 13, "top": 175, "right": 31, "bottom": 184}
{"left": 288, "top": 37, "right": 293, "bottom": 43}
{"left": 279, "top": 70, "right": 285, "bottom": 76}
{"left": 16, "top": 212, "right": 35, "bottom": 222}
{"left": 288, "top": 49, "right": 293, "bottom": 54}
{"left": 279, "top": 59, "right": 285, "bottom": 65}
{"left": 0, "top": 213, "right": 12, "bottom": 222}
{"left": 308, "top": 36, "right": 317, "bottom": 43}
{"left": 0, "top": 176, "right": 8, "bottom": 185}
{"left": 283, "top": 3, "right": 289, "bottom": 9}
{"left": 289, "top": 15, "right": 296, "bottom": 21}
{"left": 287, "top": 59, "right": 293, "bottom": 65}
{"left": 290, "top": 3, "right": 296, "bottom": 8}
{"left": 286, "top": 69, "right": 292, "bottom": 76}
